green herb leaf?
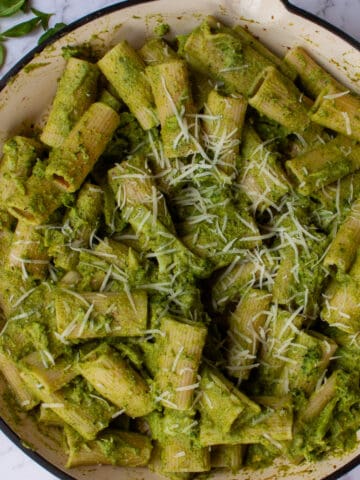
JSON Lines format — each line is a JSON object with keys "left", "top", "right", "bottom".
{"left": 1, "top": 16, "right": 40, "bottom": 37}
{"left": 0, "top": 0, "right": 26, "bottom": 17}
{"left": 31, "top": 7, "right": 53, "bottom": 30}
{"left": 38, "top": 22, "right": 66, "bottom": 45}
{"left": 0, "top": 43, "right": 5, "bottom": 67}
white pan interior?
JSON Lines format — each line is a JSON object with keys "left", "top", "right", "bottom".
{"left": 0, "top": 0, "right": 359, "bottom": 479}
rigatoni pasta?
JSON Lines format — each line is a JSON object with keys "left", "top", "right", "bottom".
{"left": 146, "top": 59, "right": 197, "bottom": 158}
{"left": 46, "top": 102, "right": 120, "bottom": 192}
{"left": 311, "top": 88, "right": 360, "bottom": 141}
{"left": 284, "top": 46, "right": 342, "bottom": 98}
{"left": 0, "top": 14, "right": 360, "bottom": 479}
{"left": 202, "top": 89, "right": 247, "bottom": 176}
{"left": 98, "top": 41, "right": 159, "bottom": 130}
{"left": 248, "top": 66, "right": 310, "bottom": 132}
{"left": 40, "top": 58, "right": 99, "bottom": 148}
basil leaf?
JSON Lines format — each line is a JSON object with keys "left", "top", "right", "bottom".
{"left": 0, "top": 0, "right": 26, "bottom": 17}
{"left": 31, "top": 7, "right": 53, "bottom": 30}
{"left": 0, "top": 43, "right": 5, "bottom": 68}
{"left": 1, "top": 16, "right": 40, "bottom": 37}
{"left": 38, "top": 22, "right": 66, "bottom": 45}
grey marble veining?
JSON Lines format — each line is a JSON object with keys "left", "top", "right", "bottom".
{"left": 289, "top": 0, "right": 360, "bottom": 41}
{"left": 0, "top": 1, "right": 360, "bottom": 479}
{"left": 1, "top": 0, "right": 359, "bottom": 77}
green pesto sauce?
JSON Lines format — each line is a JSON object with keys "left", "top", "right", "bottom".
{"left": 62, "top": 44, "right": 97, "bottom": 62}
{"left": 23, "top": 63, "right": 51, "bottom": 73}
{"left": 2, "top": 14, "right": 360, "bottom": 479}
{"left": 214, "top": 34, "right": 244, "bottom": 69}
{"left": 154, "top": 23, "right": 170, "bottom": 37}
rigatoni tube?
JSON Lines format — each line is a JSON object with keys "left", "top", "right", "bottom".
{"left": 285, "top": 135, "right": 360, "bottom": 195}
{"left": 46, "top": 102, "right": 120, "bottom": 192}
{"left": 183, "top": 16, "right": 273, "bottom": 97}
{"left": 211, "top": 259, "right": 264, "bottom": 311}
{"left": 321, "top": 251, "right": 360, "bottom": 334}
{"left": 55, "top": 289, "right": 148, "bottom": 339}
{"left": 249, "top": 66, "right": 310, "bottom": 132}
{"left": 98, "top": 41, "right": 158, "bottom": 130}
{"left": 298, "top": 370, "right": 342, "bottom": 423}
{"left": 21, "top": 374, "right": 116, "bottom": 440}
{"left": 146, "top": 59, "right": 197, "bottom": 158}
{"left": 276, "top": 331, "right": 337, "bottom": 396}
{"left": 312, "top": 171, "right": 360, "bottom": 214}
{"left": 258, "top": 308, "right": 304, "bottom": 394}
{"left": 49, "top": 182, "right": 104, "bottom": 270}
{"left": 123, "top": 204, "right": 209, "bottom": 278}
{"left": 40, "top": 58, "right": 99, "bottom": 148}
{"left": 238, "top": 126, "right": 289, "bottom": 211}
{"left": 199, "top": 366, "right": 260, "bottom": 434}
{"left": 156, "top": 316, "right": 207, "bottom": 410}
{"left": 311, "top": 88, "right": 360, "bottom": 141}
{"left": 98, "top": 88, "right": 122, "bottom": 111}
{"left": 79, "top": 344, "right": 154, "bottom": 417}
{"left": 161, "top": 436, "right": 211, "bottom": 473}
{"left": 8, "top": 220, "right": 49, "bottom": 279}
{"left": 65, "top": 427, "right": 152, "bottom": 468}
{"left": 66, "top": 182, "right": 103, "bottom": 241}
{"left": 20, "top": 352, "right": 78, "bottom": 393}
{"left": 108, "top": 154, "right": 175, "bottom": 232}
{"left": 7, "top": 175, "right": 67, "bottom": 225}
{"left": 227, "top": 289, "right": 272, "bottom": 381}
{"left": 0, "top": 351, "right": 39, "bottom": 410}
{"left": 159, "top": 410, "right": 211, "bottom": 473}
{"left": 0, "top": 269, "right": 35, "bottom": 318}
{"left": 284, "top": 46, "right": 342, "bottom": 98}
{"left": 290, "top": 370, "right": 348, "bottom": 462}
{"left": 233, "top": 24, "right": 295, "bottom": 79}
{"left": 138, "top": 37, "right": 178, "bottom": 65}
{"left": 0, "top": 136, "right": 43, "bottom": 205}
{"left": 38, "top": 405, "right": 65, "bottom": 426}
{"left": 203, "top": 89, "right": 247, "bottom": 176}
{"left": 199, "top": 396, "right": 292, "bottom": 445}
{"left": 324, "top": 197, "right": 360, "bottom": 272}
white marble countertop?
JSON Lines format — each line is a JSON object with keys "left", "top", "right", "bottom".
{"left": 0, "top": 0, "right": 360, "bottom": 479}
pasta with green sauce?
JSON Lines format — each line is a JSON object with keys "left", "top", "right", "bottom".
{"left": 1, "top": 15, "right": 360, "bottom": 477}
